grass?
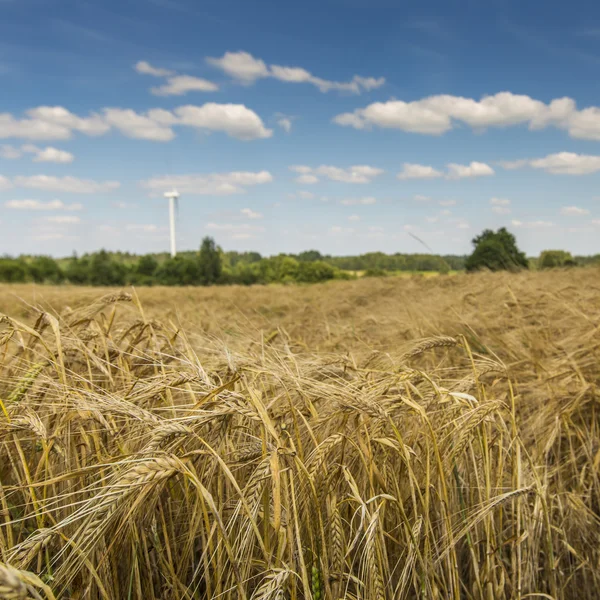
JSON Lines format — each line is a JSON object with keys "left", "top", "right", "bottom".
{"left": 0, "top": 268, "right": 599, "bottom": 599}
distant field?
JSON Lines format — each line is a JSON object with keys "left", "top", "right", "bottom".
{"left": 0, "top": 268, "right": 599, "bottom": 599}
{"left": 344, "top": 269, "right": 459, "bottom": 278}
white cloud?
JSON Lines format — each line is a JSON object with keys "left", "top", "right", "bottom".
{"left": 0, "top": 145, "right": 22, "bottom": 159}
{"left": 561, "top": 205, "right": 590, "bottom": 216}
{"left": 277, "top": 114, "right": 294, "bottom": 133}
{"left": 329, "top": 226, "right": 355, "bottom": 234}
{"left": 207, "top": 50, "right": 384, "bottom": 94}
{"left": 498, "top": 159, "right": 529, "bottom": 170}
{"left": 339, "top": 196, "right": 377, "bottom": 205}
{"left": 113, "top": 202, "right": 138, "bottom": 209}
{"left": 414, "top": 194, "right": 431, "bottom": 202}
{"left": 440, "top": 209, "right": 452, "bottom": 216}
{"left": 531, "top": 153, "right": 600, "bottom": 175}
{"left": 335, "top": 100, "right": 452, "bottom": 134}
{"left": 151, "top": 75, "right": 219, "bottom": 96}
{"left": 348, "top": 214, "right": 360, "bottom": 221}
{"left": 23, "top": 106, "right": 109, "bottom": 137}
{"left": 1, "top": 104, "right": 270, "bottom": 142}
{"left": 397, "top": 163, "right": 443, "bottom": 180}
{"left": 593, "top": 219, "right": 600, "bottom": 226}
{"left": 439, "top": 199, "right": 456, "bottom": 206}
{"left": 0, "top": 106, "right": 108, "bottom": 140}
{"left": 294, "top": 174, "right": 319, "bottom": 184}
{"left": 318, "top": 165, "right": 383, "bottom": 183}
{"left": 44, "top": 215, "right": 80, "bottom": 224}
{"left": 31, "top": 146, "right": 74, "bottom": 163}
{"left": 368, "top": 226, "right": 384, "bottom": 233}
{"left": 288, "top": 190, "right": 316, "bottom": 199}
{"left": 1, "top": 144, "right": 74, "bottom": 163}
{"left": 141, "top": 170, "right": 273, "bottom": 196}
{"left": 0, "top": 175, "right": 11, "bottom": 190}
{"left": 290, "top": 164, "right": 383, "bottom": 184}
{"left": 135, "top": 61, "right": 220, "bottom": 97}
{"left": 102, "top": 108, "right": 176, "bottom": 141}
{"left": 567, "top": 107, "right": 600, "bottom": 140}
{"left": 134, "top": 61, "right": 174, "bottom": 77}
{"left": 502, "top": 152, "right": 600, "bottom": 176}
{"left": 174, "top": 104, "right": 272, "bottom": 140}
{"left": 241, "top": 208, "right": 262, "bottom": 219}
{"left": 206, "top": 51, "right": 270, "bottom": 84}
{"left": 289, "top": 165, "right": 312, "bottom": 174}
{"left": 446, "top": 161, "right": 494, "bottom": 179}
{"left": 456, "top": 221, "right": 470, "bottom": 229}
{"left": 13, "top": 175, "right": 119, "bottom": 193}
{"left": 277, "top": 117, "right": 292, "bottom": 133}
{"left": 5, "top": 199, "right": 82, "bottom": 211}
{"left": 126, "top": 224, "right": 159, "bottom": 232}
{"left": 490, "top": 197, "right": 511, "bottom": 214}
{"left": 511, "top": 219, "right": 554, "bottom": 229}
{"left": 333, "top": 92, "right": 600, "bottom": 140}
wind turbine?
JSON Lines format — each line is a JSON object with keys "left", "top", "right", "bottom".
{"left": 164, "top": 189, "right": 179, "bottom": 258}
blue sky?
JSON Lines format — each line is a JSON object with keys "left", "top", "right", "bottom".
{"left": 1, "top": 0, "right": 600, "bottom": 257}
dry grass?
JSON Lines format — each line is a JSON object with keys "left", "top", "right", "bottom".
{"left": 0, "top": 269, "right": 599, "bottom": 599}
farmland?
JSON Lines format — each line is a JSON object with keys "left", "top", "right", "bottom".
{"left": 0, "top": 268, "right": 599, "bottom": 599}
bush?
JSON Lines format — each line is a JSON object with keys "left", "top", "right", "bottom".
{"left": 28, "top": 256, "right": 65, "bottom": 283}
{"left": 0, "top": 258, "right": 28, "bottom": 283}
{"left": 539, "top": 250, "right": 575, "bottom": 269}
{"left": 363, "top": 268, "right": 388, "bottom": 278}
{"left": 466, "top": 228, "right": 528, "bottom": 272}
{"left": 296, "top": 261, "right": 336, "bottom": 283}
{"left": 156, "top": 256, "right": 201, "bottom": 286}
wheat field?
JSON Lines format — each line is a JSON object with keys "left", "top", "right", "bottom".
{"left": 0, "top": 269, "right": 599, "bottom": 599}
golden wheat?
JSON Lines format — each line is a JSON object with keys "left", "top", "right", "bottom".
{"left": 0, "top": 268, "right": 599, "bottom": 598}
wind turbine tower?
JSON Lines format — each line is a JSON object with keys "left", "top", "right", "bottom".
{"left": 164, "top": 189, "right": 179, "bottom": 258}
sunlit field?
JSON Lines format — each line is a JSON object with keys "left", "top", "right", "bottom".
{"left": 1, "top": 268, "right": 599, "bottom": 599}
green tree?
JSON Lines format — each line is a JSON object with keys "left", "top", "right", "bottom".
{"left": 65, "top": 255, "right": 91, "bottom": 284}
{"left": 136, "top": 254, "right": 159, "bottom": 277}
{"left": 88, "top": 250, "right": 128, "bottom": 286}
{"left": 129, "top": 254, "right": 159, "bottom": 285}
{"left": 297, "top": 250, "right": 323, "bottom": 262}
{"left": 230, "top": 262, "right": 261, "bottom": 285}
{"left": 539, "top": 250, "right": 574, "bottom": 269}
{"left": 198, "top": 237, "right": 222, "bottom": 285}
{"left": 465, "top": 228, "right": 528, "bottom": 272}
{"left": 296, "top": 261, "right": 336, "bottom": 283}
{"left": 0, "top": 258, "right": 28, "bottom": 282}
{"left": 156, "top": 256, "right": 201, "bottom": 286}
{"left": 28, "top": 256, "right": 65, "bottom": 283}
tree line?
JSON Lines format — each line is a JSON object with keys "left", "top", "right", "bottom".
{"left": 463, "top": 228, "right": 594, "bottom": 272}
{"left": 0, "top": 233, "right": 597, "bottom": 286}
{"left": 0, "top": 238, "right": 348, "bottom": 286}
